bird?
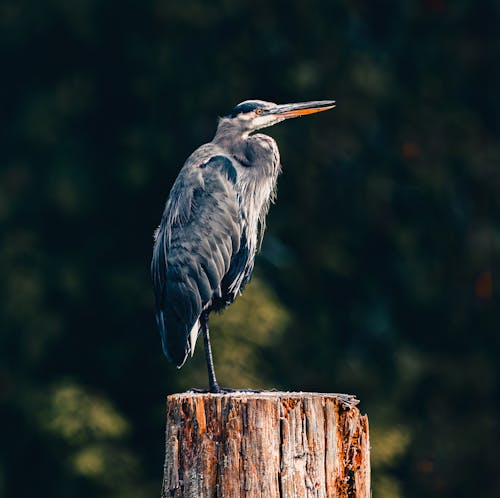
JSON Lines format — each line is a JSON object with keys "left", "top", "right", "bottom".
{"left": 151, "top": 99, "right": 335, "bottom": 393}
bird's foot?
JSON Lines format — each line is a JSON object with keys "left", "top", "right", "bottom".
{"left": 186, "top": 383, "right": 221, "bottom": 394}
{"left": 187, "top": 386, "right": 262, "bottom": 394}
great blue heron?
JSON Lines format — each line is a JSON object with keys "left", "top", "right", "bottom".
{"left": 152, "top": 99, "right": 335, "bottom": 392}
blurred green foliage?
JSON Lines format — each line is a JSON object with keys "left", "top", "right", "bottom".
{"left": 1, "top": 0, "right": 499, "bottom": 497}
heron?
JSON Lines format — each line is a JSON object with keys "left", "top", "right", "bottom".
{"left": 151, "top": 99, "right": 335, "bottom": 392}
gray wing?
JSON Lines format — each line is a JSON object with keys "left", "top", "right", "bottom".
{"left": 151, "top": 155, "right": 242, "bottom": 367}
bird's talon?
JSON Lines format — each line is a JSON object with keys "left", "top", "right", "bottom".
{"left": 187, "top": 387, "right": 262, "bottom": 394}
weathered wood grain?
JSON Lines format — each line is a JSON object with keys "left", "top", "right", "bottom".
{"left": 162, "top": 392, "right": 370, "bottom": 498}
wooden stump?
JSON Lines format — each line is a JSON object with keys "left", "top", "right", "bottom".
{"left": 162, "top": 392, "right": 370, "bottom": 498}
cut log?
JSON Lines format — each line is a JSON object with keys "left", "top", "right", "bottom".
{"left": 162, "top": 391, "right": 370, "bottom": 498}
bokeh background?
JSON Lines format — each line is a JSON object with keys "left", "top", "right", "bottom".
{"left": 1, "top": 1, "right": 499, "bottom": 497}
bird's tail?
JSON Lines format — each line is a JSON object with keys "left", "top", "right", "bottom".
{"left": 156, "top": 308, "right": 200, "bottom": 368}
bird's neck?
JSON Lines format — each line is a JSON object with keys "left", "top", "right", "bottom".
{"left": 213, "top": 119, "right": 249, "bottom": 154}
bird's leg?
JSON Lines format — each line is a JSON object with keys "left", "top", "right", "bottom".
{"left": 201, "top": 312, "right": 220, "bottom": 393}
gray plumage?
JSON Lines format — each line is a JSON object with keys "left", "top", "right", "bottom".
{"left": 151, "top": 99, "right": 335, "bottom": 391}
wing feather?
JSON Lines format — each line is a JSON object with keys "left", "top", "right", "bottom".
{"left": 151, "top": 155, "right": 243, "bottom": 367}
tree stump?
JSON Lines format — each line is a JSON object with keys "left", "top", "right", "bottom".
{"left": 161, "top": 392, "right": 370, "bottom": 497}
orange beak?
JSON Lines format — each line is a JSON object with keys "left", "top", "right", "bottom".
{"left": 273, "top": 100, "right": 336, "bottom": 119}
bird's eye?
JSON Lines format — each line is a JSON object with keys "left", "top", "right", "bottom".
{"left": 255, "top": 108, "right": 263, "bottom": 115}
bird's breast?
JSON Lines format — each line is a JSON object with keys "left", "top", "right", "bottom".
{"left": 232, "top": 134, "right": 282, "bottom": 257}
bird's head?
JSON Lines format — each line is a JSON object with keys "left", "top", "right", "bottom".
{"left": 221, "top": 99, "right": 336, "bottom": 133}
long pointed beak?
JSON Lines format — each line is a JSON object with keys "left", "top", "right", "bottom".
{"left": 272, "top": 100, "right": 336, "bottom": 118}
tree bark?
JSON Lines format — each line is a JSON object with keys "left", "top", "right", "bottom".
{"left": 162, "top": 392, "right": 370, "bottom": 498}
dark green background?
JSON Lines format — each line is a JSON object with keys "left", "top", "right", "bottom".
{"left": 1, "top": 1, "right": 499, "bottom": 497}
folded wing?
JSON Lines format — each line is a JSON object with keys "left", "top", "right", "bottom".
{"left": 151, "top": 155, "right": 243, "bottom": 367}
